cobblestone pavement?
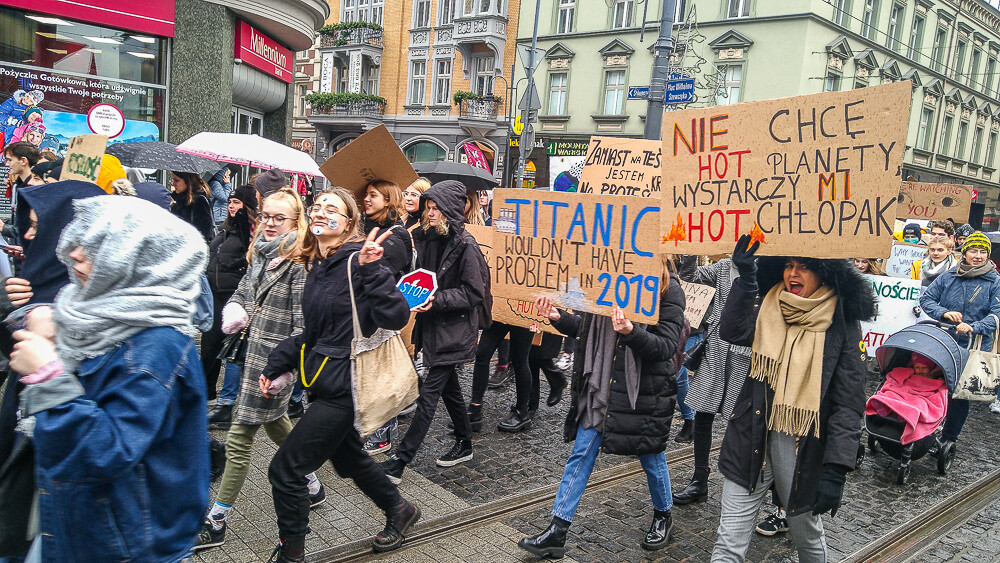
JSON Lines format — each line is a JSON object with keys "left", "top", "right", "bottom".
{"left": 196, "top": 365, "right": 1000, "bottom": 562}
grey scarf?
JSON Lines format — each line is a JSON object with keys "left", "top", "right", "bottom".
{"left": 53, "top": 197, "right": 208, "bottom": 371}
{"left": 957, "top": 258, "right": 996, "bottom": 278}
{"left": 579, "top": 315, "right": 641, "bottom": 430}
{"left": 250, "top": 231, "right": 296, "bottom": 285}
{"left": 921, "top": 254, "right": 957, "bottom": 286}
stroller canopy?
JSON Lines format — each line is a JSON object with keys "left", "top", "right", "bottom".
{"left": 875, "top": 324, "right": 966, "bottom": 393}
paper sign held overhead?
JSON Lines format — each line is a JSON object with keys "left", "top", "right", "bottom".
{"left": 319, "top": 124, "right": 418, "bottom": 203}
{"left": 680, "top": 281, "right": 715, "bottom": 327}
{"left": 658, "top": 81, "right": 911, "bottom": 258}
{"left": 897, "top": 181, "right": 974, "bottom": 223}
{"left": 59, "top": 134, "right": 108, "bottom": 184}
{"left": 489, "top": 188, "right": 662, "bottom": 324}
{"left": 884, "top": 241, "right": 926, "bottom": 278}
{"left": 579, "top": 137, "right": 662, "bottom": 198}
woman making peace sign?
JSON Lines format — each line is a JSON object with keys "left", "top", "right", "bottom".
{"left": 262, "top": 187, "right": 419, "bottom": 562}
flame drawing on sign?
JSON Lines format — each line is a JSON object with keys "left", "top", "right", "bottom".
{"left": 663, "top": 213, "right": 687, "bottom": 246}
{"left": 748, "top": 222, "right": 767, "bottom": 249}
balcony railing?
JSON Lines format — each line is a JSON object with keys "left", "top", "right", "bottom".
{"left": 311, "top": 100, "right": 386, "bottom": 117}
{"left": 459, "top": 98, "right": 500, "bottom": 120}
{"left": 320, "top": 28, "right": 383, "bottom": 49}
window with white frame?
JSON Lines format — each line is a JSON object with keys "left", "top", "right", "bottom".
{"left": 954, "top": 39, "right": 967, "bottom": 81}
{"left": 414, "top": 0, "right": 431, "bottom": 27}
{"left": 480, "top": 0, "right": 491, "bottom": 14}
{"left": 410, "top": 60, "right": 426, "bottom": 104}
{"left": 956, "top": 120, "right": 969, "bottom": 158}
{"left": 612, "top": 0, "right": 633, "bottom": 28}
{"left": 548, "top": 72, "right": 567, "bottom": 114}
{"left": 338, "top": 65, "right": 348, "bottom": 93}
{"left": 342, "top": 0, "right": 384, "bottom": 25}
{"left": 970, "top": 48, "right": 982, "bottom": 88}
{"left": 832, "top": 0, "right": 849, "bottom": 26}
{"left": 372, "top": 1, "right": 383, "bottom": 25}
{"left": 728, "top": 0, "right": 750, "bottom": 18}
{"left": 824, "top": 71, "right": 842, "bottom": 92}
{"left": 298, "top": 85, "right": 307, "bottom": 116}
{"left": 986, "top": 57, "right": 997, "bottom": 96}
{"left": 557, "top": 0, "right": 575, "bottom": 34}
{"left": 886, "top": 4, "right": 903, "bottom": 50}
{"left": 908, "top": 15, "right": 924, "bottom": 60}
{"left": 987, "top": 131, "right": 998, "bottom": 165}
{"left": 916, "top": 108, "right": 933, "bottom": 150}
{"left": 473, "top": 55, "right": 495, "bottom": 96}
{"left": 441, "top": 0, "right": 454, "bottom": 25}
{"left": 940, "top": 115, "right": 954, "bottom": 154}
{"left": 931, "top": 27, "right": 948, "bottom": 72}
{"left": 717, "top": 65, "right": 742, "bottom": 104}
{"left": 603, "top": 69, "right": 625, "bottom": 114}
{"left": 971, "top": 125, "right": 984, "bottom": 163}
{"left": 358, "top": 0, "right": 369, "bottom": 22}
{"left": 434, "top": 59, "right": 452, "bottom": 104}
{"left": 366, "top": 66, "right": 380, "bottom": 95}
{"left": 862, "top": 0, "right": 878, "bottom": 40}
{"left": 343, "top": 0, "right": 355, "bottom": 22}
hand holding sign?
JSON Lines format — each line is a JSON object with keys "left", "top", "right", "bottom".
{"left": 397, "top": 269, "right": 438, "bottom": 311}
{"left": 535, "top": 296, "right": 561, "bottom": 322}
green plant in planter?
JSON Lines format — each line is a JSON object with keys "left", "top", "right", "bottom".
{"left": 305, "top": 92, "right": 387, "bottom": 109}
{"left": 318, "top": 21, "right": 383, "bottom": 36}
{"left": 452, "top": 91, "right": 483, "bottom": 105}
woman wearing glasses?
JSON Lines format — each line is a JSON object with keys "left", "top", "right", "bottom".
{"left": 402, "top": 177, "right": 431, "bottom": 230}
{"left": 262, "top": 188, "right": 419, "bottom": 561}
{"left": 194, "top": 188, "right": 326, "bottom": 552}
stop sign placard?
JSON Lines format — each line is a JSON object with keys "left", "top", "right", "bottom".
{"left": 397, "top": 269, "right": 438, "bottom": 310}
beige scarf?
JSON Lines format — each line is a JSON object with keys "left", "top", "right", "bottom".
{"left": 750, "top": 283, "right": 837, "bottom": 438}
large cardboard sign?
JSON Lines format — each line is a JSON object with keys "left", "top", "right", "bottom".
{"left": 659, "top": 81, "right": 910, "bottom": 258}
{"left": 59, "top": 134, "right": 108, "bottom": 183}
{"left": 897, "top": 181, "right": 974, "bottom": 223}
{"left": 489, "top": 189, "right": 662, "bottom": 323}
{"left": 884, "top": 241, "right": 926, "bottom": 278}
{"left": 860, "top": 274, "right": 921, "bottom": 353}
{"left": 680, "top": 281, "right": 715, "bottom": 327}
{"left": 579, "top": 137, "right": 662, "bottom": 197}
{"left": 319, "top": 125, "right": 418, "bottom": 202}
{"left": 465, "top": 224, "right": 558, "bottom": 333}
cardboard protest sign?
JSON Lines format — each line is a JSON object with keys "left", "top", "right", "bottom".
{"left": 489, "top": 189, "right": 662, "bottom": 324}
{"left": 465, "top": 224, "right": 558, "bottom": 333}
{"left": 319, "top": 124, "right": 418, "bottom": 202}
{"left": 884, "top": 241, "right": 926, "bottom": 278}
{"left": 860, "top": 274, "right": 921, "bottom": 353}
{"left": 60, "top": 134, "right": 109, "bottom": 183}
{"left": 897, "top": 181, "right": 974, "bottom": 223}
{"left": 680, "top": 281, "right": 715, "bottom": 327}
{"left": 397, "top": 269, "right": 437, "bottom": 310}
{"left": 579, "top": 137, "right": 662, "bottom": 198}
{"left": 658, "top": 81, "right": 910, "bottom": 258}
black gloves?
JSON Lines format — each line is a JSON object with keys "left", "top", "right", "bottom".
{"left": 812, "top": 463, "right": 849, "bottom": 517}
{"left": 731, "top": 234, "right": 760, "bottom": 288}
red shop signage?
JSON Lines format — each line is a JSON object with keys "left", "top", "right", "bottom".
{"left": 1, "top": 0, "right": 175, "bottom": 37}
{"left": 235, "top": 21, "right": 293, "bottom": 84}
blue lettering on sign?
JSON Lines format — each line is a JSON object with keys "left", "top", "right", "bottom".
{"left": 399, "top": 282, "right": 431, "bottom": 309}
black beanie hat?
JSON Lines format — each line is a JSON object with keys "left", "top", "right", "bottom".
{"left": 254, "top": 167, "right": 286, "bottom": 198}
{"left": 956, "top": 223, "right": 974, "bottom": 238}
{"left": 902, "top": 223, "right": 922, "bottom": 239}
{"left": 231, "top": 184, "right": 258, "bottom": 211}
{"left": 31, "top": 160, "right": 61, "bottom": 182}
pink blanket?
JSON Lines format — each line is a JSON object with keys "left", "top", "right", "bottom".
{"left": 866, "top": 367, "right": 948, "bottom": 444}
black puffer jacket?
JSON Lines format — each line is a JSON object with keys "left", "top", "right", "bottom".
{"left": 170, "top": 191, "right": 215, "bottom": 243}
{"left": 718, "top": 257, "right": 875, "bottom": 516}
{"left": 206, "top": 210, "right": 252, "bottom": 295}
{"left": 553, "top": 274, "right": 686, "bottom": 456}
{"left": 411, "top": 181, "right": 491, "bottom": 367}
{"left": 362, "top": 214, "right": 412, "bottom": 280}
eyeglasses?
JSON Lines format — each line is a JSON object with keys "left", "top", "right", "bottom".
{"left": 402, "top": 190, "right": 421, "bottom": 198}
{"left": 260, "top": 214, "right": 291, "bottom": 225}
{"left": 308, "top": 205, "right": 349, "bottom": 218}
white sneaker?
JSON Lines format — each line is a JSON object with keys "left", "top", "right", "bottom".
{"left": 990, "top": 399, "right": 1000, "bottom": 415}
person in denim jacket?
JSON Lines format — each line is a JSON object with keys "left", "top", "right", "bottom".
{"left": 10, "top": 196, "right": 209, "bottom": 562}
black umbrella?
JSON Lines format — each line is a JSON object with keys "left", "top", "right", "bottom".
{"left": 107, "top": 141, "right": 222, "bottom": 174}
{"left": 411, "top": 160, "right": 499, "bottom": 191}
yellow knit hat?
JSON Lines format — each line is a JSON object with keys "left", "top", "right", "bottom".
{"left": 95, "top": 154, "right": 126, "bottom": 194}
{"left": 961, "top": 231, "right": 992, "bottom": 256}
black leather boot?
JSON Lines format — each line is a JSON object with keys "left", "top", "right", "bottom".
{"left": 208, "top": 403, "right": 232, "bottom": 430}
{"left": 468, "top": 403, "right": 483, "bottom": 433}
{"left": 498, "top": 406, "right": 531, "bottom": 433}
{"left": 674, "top": 419, "right": 693, "bottom": 443}
{"left": 672, "top": 467, "right": 708, "bottom": 505}
{"left": 518, "top": 516, "right": 570, "bottom": 559}
{"left": 267, "top": 537, "right": 305, "bottom": 563}
{"left": 641, "top": 509, "right": 673, "bottom": 550}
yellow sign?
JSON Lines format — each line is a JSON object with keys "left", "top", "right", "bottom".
{"left": 513, "top": 114, "right": 524, "bottom": 136}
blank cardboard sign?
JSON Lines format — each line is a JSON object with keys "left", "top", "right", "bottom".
{"left": 319, "top": 124, "right": 418, "bottom": 203}
{"left": 60, "top": 134, "right": 109, "bottom": 183}
{"left": 658, "top": 81, "right": 911, "bottom": 258}
{"left": 897, "top": 181, "right": 973, "bottom": 223}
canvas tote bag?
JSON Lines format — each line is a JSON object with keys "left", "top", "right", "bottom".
{"left": 954, "top": 314, "right": 1000, "bottom": 401}
{"left": 347, "top": 253, "right": 420, "bottom": 436}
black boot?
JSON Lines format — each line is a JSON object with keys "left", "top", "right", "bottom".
{"left": 208, "top": 403, "right": 232, "bottom": 430}
{"left": 518, "top": 516, "right": 570, "bottom": 559}
{"left": 498, "top": 406, "right": 531, "bottom": 433}
{"left": 267, "top": 537, "right": 305, "bottom": 563}
{"left": 468, "top": 403, "right": 483, "bottom": 433}
{"left": 641, "top": 509, "right": 673, "bottom": 550}
{"left": 674, "top": 419, "right": 693, "bottom": 443}
{"left": 372, "top": 499, "right": 421, "bottom": 553}
{"left": 672, "top": 468, "right": 708, "bottom": 505}
{"left": 542, "top": 361, "right": 567, "bottom": 407}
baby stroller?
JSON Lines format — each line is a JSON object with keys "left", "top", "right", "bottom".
{"left": 862, "top": 322, "right": 966, "bottom": 484}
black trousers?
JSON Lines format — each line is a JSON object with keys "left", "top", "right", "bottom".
{"left": 199, "top": 292, "right": 232, "bottom": 400}
{"left": 396, "top": 364, "right": 470, "bottom": 464}
{"left": 470, "top": 322, "right": 532, "bottom": 411}
{"left": 268, "top": 397, "right": 401, "bottom": 541}
{"left": 528, "top": 357, "right": 567, "bottom": 411}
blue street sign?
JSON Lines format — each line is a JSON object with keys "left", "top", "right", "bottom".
{"left": 627, "top": 86, "right": 649, "bottom": 100}
{"left": 667, "top": 72, "right": 689, "bottom": 81}
{"left": 665, "top": 78, "right": 695, "bottom": 104}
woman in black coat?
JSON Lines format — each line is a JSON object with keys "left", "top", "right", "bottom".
{"left": 171, "top": 171, "right": 216, "bottom": 243}
{"left": 711, "top": 236, "right": 875, "bottom": 563}
{"left": 262, "top": 187, "right": 420, "bottom": 560}
{"left": 518, "top": 259, "right": 685, "bottom": 558}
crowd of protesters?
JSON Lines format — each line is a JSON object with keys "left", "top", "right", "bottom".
{"left": 2, "top": 134, "right": 997, "bottom": 563}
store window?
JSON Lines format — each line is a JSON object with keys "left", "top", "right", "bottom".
{"left": 404, "top": 141, "right": 446, "bottom": 162}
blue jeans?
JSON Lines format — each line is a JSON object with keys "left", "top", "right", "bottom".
{"left": 676, "top": 333, "right": 705, "bottom": 421}
{"left": 217, "top": 362, "right": 241, "bottom": 405}
{"left": 291, "top": 385, "right": 304, "bottom": 404}
{"left": 552, "top": 425, "right": 672, "bottom": 522}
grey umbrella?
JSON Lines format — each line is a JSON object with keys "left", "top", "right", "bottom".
{"left": 107, "top": 141, "right": 222, "bottom": 174}
{"left": 411, "top": 160, "right": 499, "bottom": 191}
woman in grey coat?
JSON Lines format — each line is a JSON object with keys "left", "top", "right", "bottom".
{"left": 194, "top": 188, "right": 325, "bottom": 552}
{"left": 672, "top": 256, "right": 752, "bottom": 505}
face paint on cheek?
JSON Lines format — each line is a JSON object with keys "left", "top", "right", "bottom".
{"left": 311, "top": 225, "right": 324, "bottom": 236}
{"left": 328, "top": 219, "right": 339, "bottom": 230}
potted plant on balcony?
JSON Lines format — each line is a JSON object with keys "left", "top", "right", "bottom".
{"left": 305, "top": 93, "right": 387, "bottom": 115}
{"left": 318, "top": 21, "right": 384, "bottom": 47}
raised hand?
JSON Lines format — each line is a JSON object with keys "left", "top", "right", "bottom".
{"left": 535, "top": 297, "right": 561, "bottom": 322}
{"left": 358, "top": 227, "right": 394, "bottom": 265}
{"left": 731, "top": 234, "right": 760, "bottom": 279}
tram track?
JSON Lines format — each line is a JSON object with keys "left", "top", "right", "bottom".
{"left": 841, "top": 467, "right": 1000, "bottom": 563}
{"left": 311, "top": 444, "right": 718, "bottom": 562}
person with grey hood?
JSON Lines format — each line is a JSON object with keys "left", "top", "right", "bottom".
{"left": 381, "top": 180, "right": 491, "bottom": 484}
{"left": 9, "top": 196, "right": 210, "bottom": 562}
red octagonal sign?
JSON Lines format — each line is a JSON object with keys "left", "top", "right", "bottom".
{"left": 397, "top": 269, "right": 438, "bottom": 310}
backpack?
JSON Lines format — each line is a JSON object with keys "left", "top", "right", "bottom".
{"left": 193, "top": 274, "right": 214, "bottom": 332}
